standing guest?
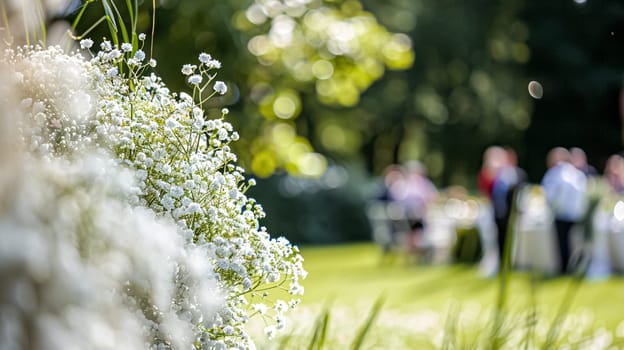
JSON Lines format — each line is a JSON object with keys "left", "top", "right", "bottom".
{"left": 570, "top": 147, "right": 598, "bottom": 177}
{"left": 400, "top": 161, "right": 438, "bottom": 259}
{"left": 604, "top": 154, "right": 624, "bottom": 194}
{"left": 379, "top": 164, "right": 406, "bottom": 202}
{"left": 491, "top": 148, "right": 527, "bottom": 261}
{"left": 478, "top": 146, "right": 508, "bottom": 198}
{"left": 541, "top": 147, "right": 588, "bottom": 274}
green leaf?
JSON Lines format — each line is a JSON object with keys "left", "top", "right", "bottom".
{"left": 132, "top": 32, "right": 139, "bottom": 53}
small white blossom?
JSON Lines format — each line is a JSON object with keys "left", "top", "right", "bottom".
{"left": 80, "top": 38, "right": 94, "bottom": 49}
{"left": 107, "top": 67, "right": 118, "bottom": 77}
{"left": 181, "top": 64, "right": 195, "bottom": 76}
{"left": 199, "top": 52, "right": 212, "bottom": 63}
{"left": 188, "top": 74, "right": 202, "bottom": 85}
{"left": 223, "top": 326, "right": 234, "bottom": 336}
{"left": 138, "top": 33, "right": 147, "bottom": 40}
{"left": 121, "top": 43, "right": 132, "bottom": 52}
{"left": 264, "top": 325, "right": 277, "bottom": 340}
{"left": 108, "top": 49, "right": 122, "bottom": 60}
{"left": 101, "top": 40, "right": 112, "bottom": 51}
{"left": 253, "top": 304, "right": 268, "bottom": 315}
{"left": 275, "top": 300, "right": 288, "bottom": 313}
{"left": 134, "top": 50, "right": 146, "bottom": 61}
{"left": 207, "top": 59, "right": 222, "bottom": 69}
{"left": 187, "top": 202, "right": 202, "bottom": 214}
{"left": 243, "top": 278, "right": 252, "bottom": 291}
{"left": 213, "top": 81, "right": 227, "bottom": 95}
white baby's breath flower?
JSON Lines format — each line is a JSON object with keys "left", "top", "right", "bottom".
{"left": 223, "top": 326, "right": 234, "bottom": 336}
{"left": 134, "top": 50, "right": 146, "bottom": 61}
{"left": 181, "top": 64, "right": 195, "bottom": 76}
{"left": 121, "top": 43, "right": 132, "bottom": 52}
{"left": 188, "top": 74, "right": 202, "bottom": 85}
{"left": 138, "top": 33, "right": 147, "bottom": 40}
{"left": 199, "top": 52, "right": 212, "bottom": 63}
{"left": 80, "top": 38, "right": 94, "bottom": 49}
{"left": 207, "top": 59, "right": 222, "bottom": 69}
{"left": 264, "top": 325, "right": 277, "bottom": 340}
{"left": 213, "top": 81, "right": 227, "bottom": 95}
{"left": 3, "top": 42, "right": 306, "bottom": 349}
{"left": 243, "top": 277, "right": 252, "bottom": 291}
{"left": 188, "top": 202, "right": 202, "bottom": 214}
{"left": 253, "top": 304, "right": 268, "bottom": 315}
{"left": 108, "top": 49, "right": 122, "bottom": 60}
{"left": 101, "top": 40, "right": 112, "bottom": 51}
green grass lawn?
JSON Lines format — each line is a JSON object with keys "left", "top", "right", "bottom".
{"left": 250, "top": 243, "right": 624, "bottom": 349}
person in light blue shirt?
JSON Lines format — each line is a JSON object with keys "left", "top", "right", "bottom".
{"left": 541, "top": 147, "right": 588, "bottom": 274}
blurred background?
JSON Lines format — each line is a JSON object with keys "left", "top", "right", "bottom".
{"left": 70, "top": 0, "right": 624, "bottom": 245}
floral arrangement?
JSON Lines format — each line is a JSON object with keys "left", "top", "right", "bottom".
{"left": 0, "top": 7, "right": 305, "bottom": 350}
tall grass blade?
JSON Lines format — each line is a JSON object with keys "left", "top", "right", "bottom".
{"left": 71, "top": 0, "right": 94, "bottom": 31}
{"left": 541, "top": 199, "right": 596, "bottom": 349}
{"left": 277, "top": 333, "right": 293, "bottom": 350}
{"left": 307, "top": 308, "right": 330, "bottom": 350}
{"left": 34, "top": 0, "right": 46, "bottom": 45}
{"left": 317, "top": 308, "right": 330, "bottom": 350}
{"left": 104, "top": 15, "right": 119, "bottom": 46}
{"left": 124, "top": 0, "right": 136, "bottom": 30}
{"left": 101, "top": 0, "right": 117, "bottom": 32}
{"left": 441, "top": 301, "right": 459, "bottom": 350}
{"left": 71, "top": 16, "right": 107, "bottom": 40}
{"left": 522, "top": 272, "right": 538, "bottom": 350}
{"left": 489, "top": 188, "right": 520, "bottom": 349}
{"left": 0, "top": 1, "right": 12, "bottom": 41}
{"left": 541, "top": 276, "right": 583, "bottom": 349}
{"left": 20, "top": 0, "right": 30, "bottom": 45}
{"left": 106, "top": 0, "right": 130, "bottom": 43}
{"left": 350, "top": 295, "right": 385, "bottom": 350}
{"left": 150, "top": 0, "right": 155, "bottom": 57}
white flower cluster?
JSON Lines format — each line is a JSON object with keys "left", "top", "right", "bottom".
{"left": 0, "top": 151, "right": 223, "bottom": 350}
{"left": 1, "top": 40, "right": 306, "bottom": 349}
{"left": 3, "top": 45, "right": 97, "bottom": 157}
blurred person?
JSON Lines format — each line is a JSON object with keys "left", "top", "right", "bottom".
{"left": 604, "top": 154, "right": 624, "bottom": 194}
{"left": 379, "top": 164, "right": 405, "bottom": 201}
{"left": 478, "top": 146, "right": 508, "bottom": 198}
{"left": 583, "top": 155, "right": 624, "bottom": 279}
{"left": 369, "top": 164, "right": 408, "bottom": 257}
{"left": 570, "top": 147, "right": 597, "bottom": 176}
{"left": 491, "top": 147, "right": 527, "bottom": 261}
{"left": 541, "top": 147, "right": 588, "bottom": 274}
{"left": 399, "top": 161, "right": 439, "bottom": 260}
{"left": 372, "top": 163, "right": 437, "bottom": 261}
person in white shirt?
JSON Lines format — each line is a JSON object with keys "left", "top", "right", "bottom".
{"left": 541, "top": 147, "right": 588, "bottom": 274}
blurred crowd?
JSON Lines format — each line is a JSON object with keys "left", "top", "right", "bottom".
{"left": 368, "top": 146, "right": 624, "bottom": 278}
